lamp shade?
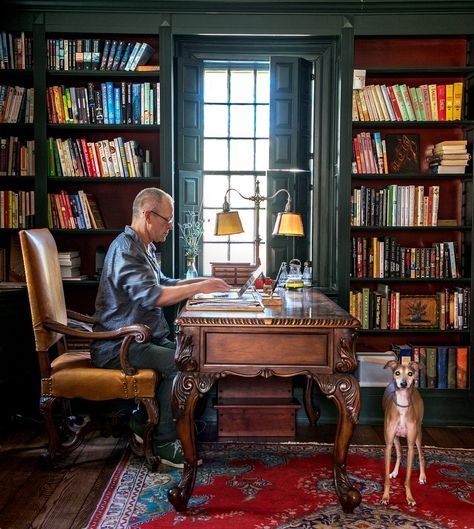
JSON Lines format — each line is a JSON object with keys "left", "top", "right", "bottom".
{"left": 272, "top": 212, "right": 304, "bottom": 237}
{"left": 214, "top": 210, "right": 244, "bottom": 236}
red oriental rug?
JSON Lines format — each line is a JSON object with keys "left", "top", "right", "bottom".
{"left": 86, "top": 442, "right": 474, "bottom": 529}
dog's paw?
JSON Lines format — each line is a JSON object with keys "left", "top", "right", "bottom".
{"left": 419, "top": 476, "right": 427, "bottom": 484}
{"left": 389, "top": 470, "right": 398, "bottom": 479}
{"left": 381, "top": 496, "right": 389, "bottom": 505}
{"left": 407, "top": 497, "right": 417, "bottom": 507}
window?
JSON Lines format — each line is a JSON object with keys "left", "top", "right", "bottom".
{"left": 201, "top": 61, "right": 270, "bottom": 275}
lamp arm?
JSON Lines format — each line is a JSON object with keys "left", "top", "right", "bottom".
{"left": 263, "top": 188, "right": 293, "bottom": 212}
{"left": 224, "top": 187, "right": 254, "bottom": 203}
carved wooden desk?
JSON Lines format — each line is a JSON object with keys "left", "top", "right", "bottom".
{"left": 168, "top": 289, "right": 361, "bottom": 513}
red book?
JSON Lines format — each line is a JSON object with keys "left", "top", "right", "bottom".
{"left": 353, "top": 136, "right": 363, "bottom": 174}
{"left": 60, "top": 189, "right": 76, "bottom": 229}
{"left": 387, "top": 85, "right": 403, "bottom": 121}
{"left": 79, "top": 138, "right": 94, "bottom": 176}
{"left": 437, "top": 84, "right": 446, "bottom": 121}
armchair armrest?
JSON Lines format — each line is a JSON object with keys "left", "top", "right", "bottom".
{"left": 67, "top": 309, "right": 95, "bottom": 324}
{"left": 43, "top": 319, "right": 151, "bottom": 375}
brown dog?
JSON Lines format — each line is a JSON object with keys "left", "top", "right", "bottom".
{"left": 381, "top": 360, "right": 426, "bottom": 506}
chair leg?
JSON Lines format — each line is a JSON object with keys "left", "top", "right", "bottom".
{"left": 39, "top": 396, "right": 93, "bottom": 465}
{"left": 131, "top": 397, "right": 159, "bottom": 470}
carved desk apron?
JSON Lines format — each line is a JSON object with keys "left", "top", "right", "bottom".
{"left": 168, "top": 289, "right": 361, "bottom": 513}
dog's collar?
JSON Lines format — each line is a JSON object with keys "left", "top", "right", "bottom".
{"left": 393, "top": 394, "right": 411, "bottom": 408}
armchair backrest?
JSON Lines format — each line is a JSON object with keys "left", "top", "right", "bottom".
{"left": 19, "top": 229, "right": 67, "bottom": 353}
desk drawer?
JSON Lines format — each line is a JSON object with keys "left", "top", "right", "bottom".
{"left": 203, "top": 330, "right": 329, "bottom": 366}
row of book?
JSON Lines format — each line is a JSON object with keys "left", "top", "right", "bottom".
{"left": 0, "top": 190, "right": 35, "bottom": 229}
{"left": 48, "top": 190, "right": 104, "bottom": 230}
{"left": 0, "top": 86, "right": 34, "bottom": 124}
{"left": 351, "top": 185, "right": 440, "bottom": 227}
{"left": 47, "top": 82, "right": 160, "bottom": 125}
{"left": 351, "top": 238, "right": 460, "bottom": 279}
{"left": 392, "top": 344, "right": 468, "bottom": 389}
{"left": 58, "top": 250, "right": 82, "bottom": 278}
{"left": 352, "top": 131, "right": 387, "bottom": 174}
{"left": 352, "top": 82, "right": 463, "bottom": 122}
{"left": 427, "top": 139, "right": 470, "bottom": 175}
{"left": 0, "top": 137, "right": 35, "bottom": 177}
{"left": 350, "top": 285, "right": 470, "bottom": 331}
{"left": 46, "top": 39, "right": 155, "bottom": 72}
{"left": 0, "top": 32, "right": 33, "bottom": 70}
{"left": 48, "top": 136, "right": 145, "bottom": 178}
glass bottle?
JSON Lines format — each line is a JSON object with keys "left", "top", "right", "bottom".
{"left": 302, "top": 261, "right": 312, "bottom": 287}
{"left": 286, "top": 258, "right": 304, "bottom": 291}
{"left": 185, "top": 256, "right": 198, "bottom": 279}
{"left": 278, "top": 261, "right": 288, "bottom": 287}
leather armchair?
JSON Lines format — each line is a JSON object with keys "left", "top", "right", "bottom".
{"left": 19, "top": 228, "right": 160, "bottom": 469}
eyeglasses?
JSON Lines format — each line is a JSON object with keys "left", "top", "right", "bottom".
{"left": 148, "top": 210, "right": 174, "bottom": 224}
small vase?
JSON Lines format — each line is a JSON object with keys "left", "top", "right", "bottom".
{"left": 186, "top": 256, "right": 198, "bottom": 279}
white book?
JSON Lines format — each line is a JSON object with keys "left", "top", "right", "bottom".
{"left": 108, "top": 140, "right": 122, "bottom": 176}
{"left": 113, "top": 137, "right": 126, "bottom": 176}
{"left": 123, "top": 140, "right": 136, "bottom": 177}
{"left": 102, "top": 140, "right": 116, "bottom": 177}
{"left": 353, "top": 69, "right": 366, "bottom": 89}
{"left": 124, "top": 42, "right": 141, "bottom": 71}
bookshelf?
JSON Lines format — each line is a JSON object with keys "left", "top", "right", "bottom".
{"left": 350, "top": 36, "right": 474, "bottom": 423}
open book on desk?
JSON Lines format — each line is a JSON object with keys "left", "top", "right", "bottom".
{"left": 186, "top": 290, "right": 264, "bottom": 311}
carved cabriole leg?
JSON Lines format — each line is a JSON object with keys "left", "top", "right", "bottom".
{"left": 313, "top": 373, "right": 362, "bottom": 513}
{"left": 40, "top": 395, "right": 59, "bottom": 462}
{"left": 129, "top": 397, "right": 160, "bottom": 471}
{"left": 303, "top": 377, "right": 320, "bottom": 426}
{"left": 168, "top": 371, "right": 219, "bottom": 512}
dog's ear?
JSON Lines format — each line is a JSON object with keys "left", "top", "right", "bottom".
{"left": 408, "top": 361, "right": 419, "bottom": 372}
{"left": 384, "top": 360, "right": 399, "bottom": 371}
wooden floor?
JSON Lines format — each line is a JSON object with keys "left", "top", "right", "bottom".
{"left": 1, "top": 419, "right": 473, "bottom": 529}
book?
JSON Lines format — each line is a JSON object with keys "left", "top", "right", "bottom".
{"left": 385, "top": 133, "right": 420, "bottom": 173}
{"left": 83, "top": 192, "right": 105, "bottom": 229}
{"left": 456, "top": 347, "right": 468, "bottom": 389}
{"left": 60, "top": 266, "right": 81, "bottom": 278}
{"left": 437, "top": 346, "right": 448, "bottom": 389}
{"left": 447, "top": 346, "right": 457, "bottom": 389}
{"left": 353, "top": 69, "right": 366, "bottom": 89}
{"left": 426, "top": 347, "right": 437, "bottom": 388}
{"left": 430, "top": 165, "right": 466, "bottom": 174}
{"left": 453, "top": 82, "right": 463, "bottom": 120}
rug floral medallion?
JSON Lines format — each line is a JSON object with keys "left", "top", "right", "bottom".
{"left": 86, "top": 443, "right": 474, "bottom": 529}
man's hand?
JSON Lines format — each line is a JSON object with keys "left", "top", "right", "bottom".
{"left": 197, "top": 278, "right": 231, "bottom": 294}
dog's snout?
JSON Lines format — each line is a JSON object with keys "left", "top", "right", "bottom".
{"left": 400, "top": 380, "right": 407, "bottom": 388}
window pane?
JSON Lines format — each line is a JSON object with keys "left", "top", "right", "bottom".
{"left": 204, "top": 139, "right": 228, "bottom": 170}
{"left": 204, "top": 105, "right": 228, "bottom": 137}
{"left": 256, "top": 70, "right": 269, "bottom": 103}
{"left": 230, "top": 243, "right": 255, "bottom": 263}
{"left": 230, "top": 140, "right": 254, "bottom": 171}
{"left": 203, "top": 174, "right": 229, "bottom": 208}
{"left": 229, "top": 174, "right": 255, "bottom": 207}
{"left": 255, "top": 139, "right": 269, "bottom": 170}
{"left": 230, "top": 105, "right": 254, "bottom": 138}
{"left": 202, "top": 244, "right": 229, "bottom": 276}
{"left": 231, "top": 209, "right": 255, "bottom": 243}
{"left": 256, "top": 105, "right": 269, "bottom": 138}
{"left": 230, "top": 70, "right": 254, "bottom": 103}
{"left": 204, "top": 70, "right": 228, "bottom": 103}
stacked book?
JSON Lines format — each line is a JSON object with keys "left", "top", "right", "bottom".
{"left": 58, "top": 250, "right": 81, "bottom": 279}
{"left": 428, "top": 139, "right": 471, "bottom": 174}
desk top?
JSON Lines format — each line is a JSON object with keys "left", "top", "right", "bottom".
{"left": 178, "top": 288, "right": 360, "bottom": 328}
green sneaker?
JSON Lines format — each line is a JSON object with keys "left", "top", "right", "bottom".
{"left": 154, "top": 440, "right": 202, "bottom": 469}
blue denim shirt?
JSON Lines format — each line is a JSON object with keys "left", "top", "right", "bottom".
{"left": 91, "top": 225, "right": 178, "bottom": 367}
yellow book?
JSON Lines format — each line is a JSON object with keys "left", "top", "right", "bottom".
{"left": 445, "top": 83, "right": 453, "bottom": 120}
{"left": 453, "top": 82, "right": 463, "bottom": 120}
{"left": 428, "top": 84, "right": 438, "bottom": 121}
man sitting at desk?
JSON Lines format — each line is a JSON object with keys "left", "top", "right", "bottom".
{"left": 91, "top": 187, "right": 230, "bottom": 467}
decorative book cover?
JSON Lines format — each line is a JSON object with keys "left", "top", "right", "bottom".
{"left": 385, "top": 133, "right": 420, "bottom": 173}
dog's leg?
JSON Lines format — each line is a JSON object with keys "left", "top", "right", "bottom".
{"left": 381, "top": 437, "right": 394, "bottom": 505}
{"left": 390, "top": 436, "right": 402, "bottom": 478}
{"left": 405, "top": 428, "right": 417, "bottom": 506}
{"left": 416, "top": 430, "right": 426, "bottom": 484}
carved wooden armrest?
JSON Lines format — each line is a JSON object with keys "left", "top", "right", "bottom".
{"left": 43, "top": 319, "right": 151, "bottom": 375}
{"left": 67, "top": 309, "right": 95, "bottom": 324}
